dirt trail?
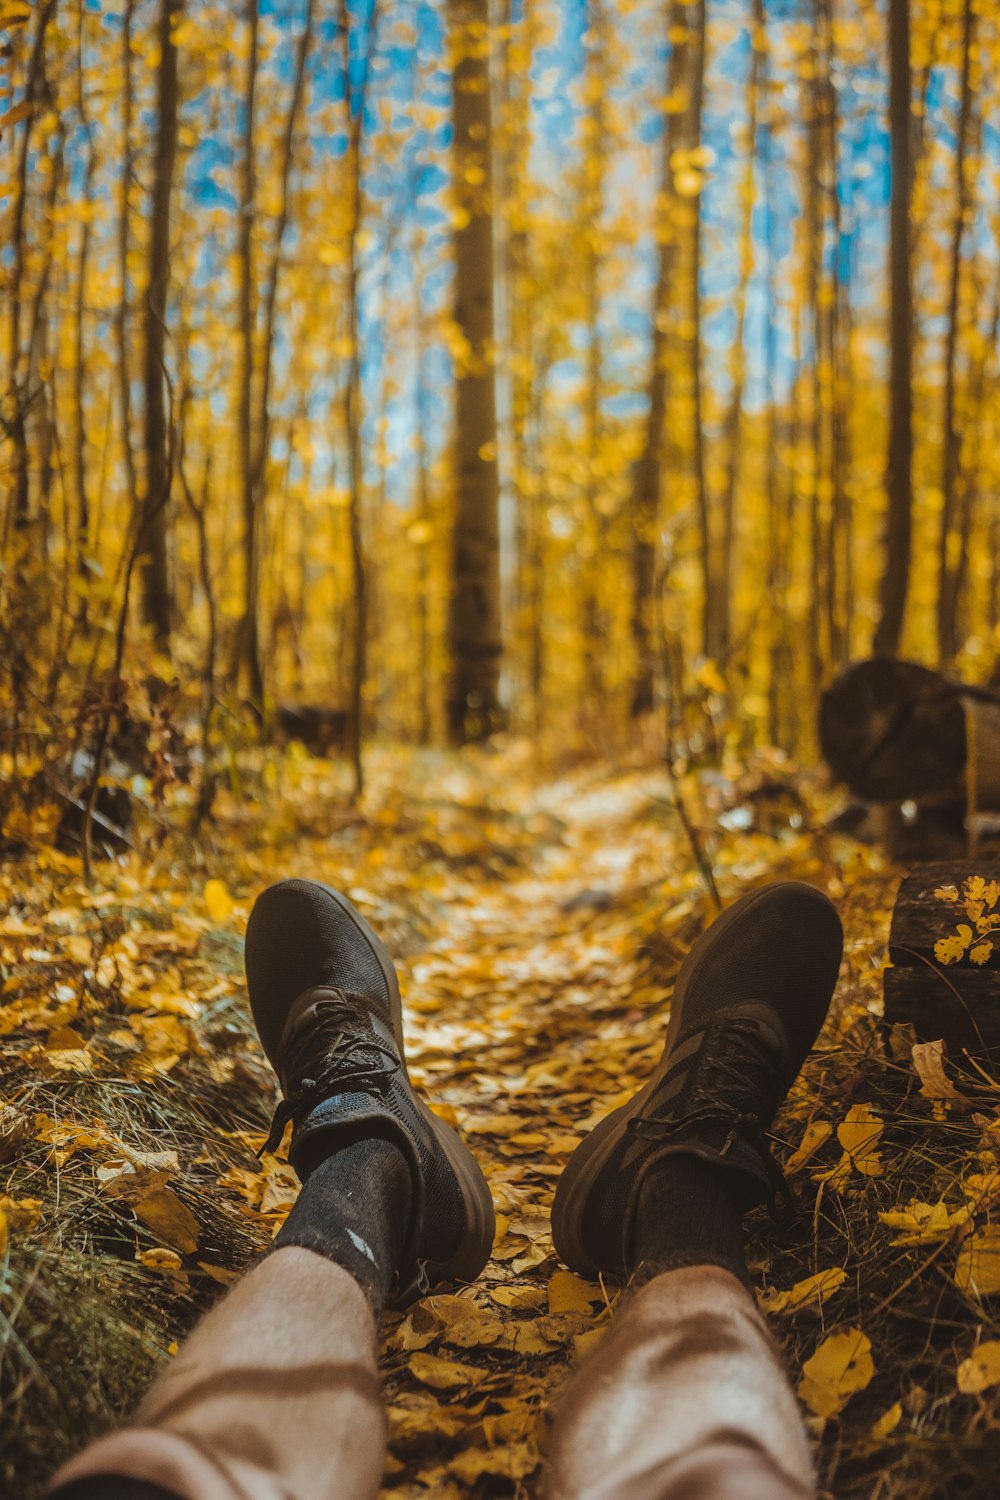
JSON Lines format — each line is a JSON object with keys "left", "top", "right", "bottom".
{"left": 4, "top": 754, "right": 960, "bottom": 1500}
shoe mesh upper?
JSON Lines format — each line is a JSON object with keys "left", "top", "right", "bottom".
{"left": 245, "top": 879, "right": 468, "bottom": 1277}
{"left": 672, "top": 885, "right": 843, "bottom": 1066}
{"left": 245, "top": 879, "right": 389, "bottom": 1065}
{"left": 287, "top": 1000, "right": 464, "bottom": 1267}
{"left": 578, "top": 883, "right": 843, "bottom": 1272}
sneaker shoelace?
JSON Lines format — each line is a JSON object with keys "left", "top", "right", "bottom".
{"left": 626, "top": 1015, "right": 790, "bottom": 1205}
{"left": 260, "top": 993, "right": 399, "bottom": 1157}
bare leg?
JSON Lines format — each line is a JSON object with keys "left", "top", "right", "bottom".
{"left": 46, "top": 1248, "right": 386, "bottom": 1500}
{"left": 548, "top": 1266, "right": 814, "bottom": 1500}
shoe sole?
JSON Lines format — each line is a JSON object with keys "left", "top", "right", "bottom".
{"left": 302, "top": 882, "right": 495, "bottom": 1288}
{"left": 550, "top": 881, "right": 836, "bottom": 1278}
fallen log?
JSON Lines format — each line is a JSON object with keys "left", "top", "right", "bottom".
{"left": 820, "top": 658, "right": 1000, "bottom": 854}
{"left": 274, "top": 703, "right": 348, "bottom": 756}
{"left": 884, "top": 862, "right": 1000, "bottom": 1064}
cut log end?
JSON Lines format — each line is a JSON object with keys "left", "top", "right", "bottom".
{"left": 884, "top": 862, "right": 1000, "bottom": 1065}
{"left": 820, "top": 658, "right": 967, "bottom": 803}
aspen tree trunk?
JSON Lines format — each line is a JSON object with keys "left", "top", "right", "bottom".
{"left": 4, "top": 0, "right": 57, "bottom": 541}
{"left": 629, "top": 0, "right": 688, "bottom": 716}
{"left": 936, "top": 0, "right": 975, "bottom": 667}
{"left": 832, "top": 280, "right": 854, "bottom": 662}
{"left": 579, "top": 0, "right": 607, "bottom": 724}
{"left": 72, "top": 0, "right": 95, "bottom": 572}
{"left": 413, "top": 265, "right": 432, "bottom": 746}
{"left": 718, "top": 0, "right": 763, "bottom": 667}
{"left": 140, "top": 0, "right": 180, "bottom": 656}
{"left": 338, "top": 0, "right": 379, "bottom": 797}
{"left": 952, "top": 242, "right": 993, "bottom": 650}
{"left": 25, "top": 68, "right": 64, "bottom": 561}
{"left": 689, "top": 0, "right": 711, "bottom": 664}
{"left": 499, "top": 0, "right": 538, "bottom": 729}
{"left": 250, "top": 0, "right": 313, "bottom": 529}
{"left": 527, "top": 364, "right": 549, "bottom": 734}
{"left": 803, "top": 1, "right": 827, "bottom": 689}
{"left": 175, "top": 344, "right": 218, "bottom": 826}
{"left": 762, "top": 14, "right": 784, "bottom": 747}
{"left": 782, "top": 311, "right": 805, "bottom": 751}
{"left": 817, "top": 0, "right": 849, "bottom": 667}
{"left": 233, "top": 0, "right": 264, "bottom": 707}
{"left": 237, "top": 0, "right": 312, "bottom": 718}
{"left": 116, "top": 0, "right": 138, "bottom": 512}
{"left": 447, "top": 0, "right": 502, "bottom": 742}
{"left": 873, "top": 0, "right": 912, "bottom": 658}
{"left": 990, "top": 486, "right": 1000, "bottom": 663}
{"left": 33, "top": 308, "right": 55, "bottom": 558}
{"left": 343, "top": 157, "right": 366, "bottom": 800}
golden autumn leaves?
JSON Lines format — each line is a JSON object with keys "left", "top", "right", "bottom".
{"left": 765, "top": 1050, "right": 1000, "bottom": 1426}
{"left": 5, "top": 753, "right": 1000, "bottom": 1494}
{"left": 933, "top": 876, "right": 1000, "bottom": 967}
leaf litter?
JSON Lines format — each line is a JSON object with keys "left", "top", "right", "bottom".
{"left": 1, "top": 745, "right": 1000, "bottom": 1497}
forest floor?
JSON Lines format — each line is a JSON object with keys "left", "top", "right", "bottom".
{"left": 2, "top": 743, "right": 999, "bottom": 1498}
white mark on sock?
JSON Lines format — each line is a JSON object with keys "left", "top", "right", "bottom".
{"left": 346, "top": 1227, "right": 378, "bottom": 1265}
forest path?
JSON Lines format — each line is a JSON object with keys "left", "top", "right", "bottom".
{"left": 364, "top": 756, "right": 891, "bottom": 1497}
{"left": 6, "top": 749, "right": 977, "bottom": 1500}
{"left": 397, "top": 763, "right": 695, "bottom": 1163}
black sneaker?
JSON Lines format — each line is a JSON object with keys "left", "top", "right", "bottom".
{"left": 244, "top": 878, "right": 495, "bottom": 1301}
{"left": 551, "top": 881, "right": 843, "bottom": 1279}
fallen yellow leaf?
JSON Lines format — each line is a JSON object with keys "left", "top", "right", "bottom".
{"left": 134, "top": 1187, "right": 199, "bottom": 1255}
{"left": 448, "top": 1439, "right": 539, "bottom": 1483}
{"left": 798, "top": 1329, "right": 874, "bottom": 1419}
{"left": 871, "top": 1402, "right": 902, "bottom": 1439}
{"left": 957, "top": 1340, "right": 1000, "bottom": 1393}
{"left": 197, "top": 1262, "right": 240, "bottom": 1286}
{"left": 954, "top": 1226, "right": 1000, "bottom": 1298}
{"left": 879, "top": 1199, "right": 968, "bottom": 1246}
{"left": 573, "top": 1325, "right": 608, "bottom": 1360}
{"left": 204, "top": 879, "right": 234, "bottom": 922}
{"left": 758, "top": 1267, "right": 846, "bottom": 1314}
{"left": 408, "top": 1351, "right": 482, "bottom": 1390}
{"left": 0, "top": 1195, "right": 42, "bottom": 1232}
{"left": 911, "top": 1040, "right": 968, "bottom": 1105}
{"left": 489, "top": 1285, "right": 545, "bottom": 1311}
{"left": 836, "top": 1104, "right": 883, "bottom": 1177}
{"left": 784, "top": 1119, "right": 833, "bottom": 1175}
{"left": 139, "top": 1247, "right": 183, "bottom": 1271}
{"left": 547, "top": 1269, "right": 600, "bottom": 1314}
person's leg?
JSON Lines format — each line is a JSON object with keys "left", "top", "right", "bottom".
{"left": 47, "top": 880, "right": 495, "bottom": 1500}
{"left": 548, "top": 1266, "right": 813, "bottom": 1500}
{"left": 548, "top": 881, "right": 844, "bottom": 1500}
{"left": 47, "top": 1249, "right": 385, "bottom": 1500}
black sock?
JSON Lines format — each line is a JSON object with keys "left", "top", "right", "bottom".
{"left": 631, "top": 1154, "right": 748, "bottom": 1288}
{"left": 47, "top": 1480, "right": 182, "bottom": 1500}
{"left": 271, "top": 1132, "right": 413, "bottom": 1312}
